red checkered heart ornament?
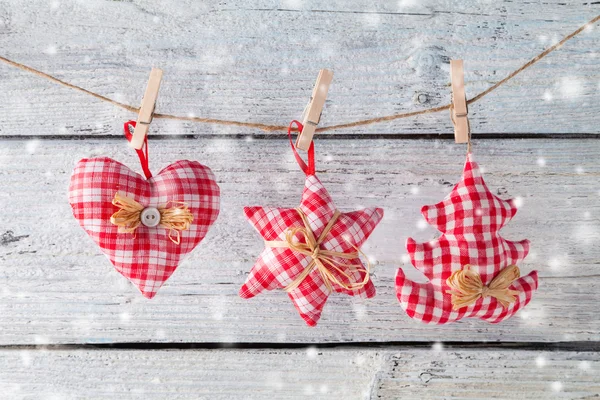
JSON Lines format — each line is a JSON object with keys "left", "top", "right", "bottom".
{"left": 396, "top": 152, "right": 538, "bottom": 324}
{"left": 240, "top": 121, "right": 383, "bottom": 326}
{"left": 68, "top": 121, "right": 220, "bottom": 298}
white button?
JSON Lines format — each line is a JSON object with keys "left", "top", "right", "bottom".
{"left": 140, "top": 207, "right": 161, "bottom": 227}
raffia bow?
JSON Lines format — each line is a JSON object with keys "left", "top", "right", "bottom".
{"left": 446, "top": 264, "right": 521, "bottom": 310}
{"left": 265, "top": 208, "right": 371, "bottom": 293}
{"left": 110, "top": 192, "right": 194, "bottom": 244}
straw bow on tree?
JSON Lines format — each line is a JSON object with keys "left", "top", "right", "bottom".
{"left": 446, "top": 264, "right": 521, "bottom": 310}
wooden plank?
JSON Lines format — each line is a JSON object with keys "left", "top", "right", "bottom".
{"left": 0, "top": 348, "right": 383, "bottom": 399}
{"left": 0, "top": 138, "right": 599, "bottom": 344}
{"left": 0, "top": 1, "right": 598, "bottom": 136}
{"left": 373, "top": 349, "right": 600, "bottom": 399}
{"left": 0, "top": 348, "right": 598, "bottom": 399}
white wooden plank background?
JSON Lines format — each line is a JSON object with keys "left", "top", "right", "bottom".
{"left": 0, "top": 348, "right": 597, "bottom": 399}
{"left": 1, "top": 1, "right": 599, "bottom": 398}
{"left": 0, "top": 0, "right": 598, "bottom": 137}
{"left": 374, "top": 348, "right": 600, "bottom": 399}
{"left": 0, "top": 348, "right": 383, "bottom": 399}
{"left": 1, "top": 138, "right": 598, "bottom": 344}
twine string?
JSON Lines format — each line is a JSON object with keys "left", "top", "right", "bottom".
{"left": 445, "top": 264, "right": 521, "bottom": 310}
{"left": 265, "top": 208, "right": 371, "bottom": 293}
{"left": 110, "top": 192, "right": 194, "bottom": 244}
{"left": 0, "top": 15, "right": 597, "bottom": 132}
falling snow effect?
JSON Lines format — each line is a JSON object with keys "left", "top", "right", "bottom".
{"left": 0, "top": 2, "right": 598, "bottom": 398}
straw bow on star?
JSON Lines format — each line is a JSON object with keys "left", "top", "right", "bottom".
{"left": 265, "top": 208, "right": 371, "bottom": 293}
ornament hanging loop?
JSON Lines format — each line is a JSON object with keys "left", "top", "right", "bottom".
{"left": 124, "top": 120, "right": 152, "bottom": 179}
{"left": 450, "top": 60, "right": 471, "bottom": 153}
{"left": 287, "top": 120, "right": 315, "bottom": 175}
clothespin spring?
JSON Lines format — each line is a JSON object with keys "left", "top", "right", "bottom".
{"left": 449, "top": 102, "right": 472, "bottom": 153}
{"left": 301, "top": 96, "right": 322, "bottom": 130}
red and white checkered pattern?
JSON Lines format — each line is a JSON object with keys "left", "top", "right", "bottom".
{"left": 396, "top": 153, "right": 538, "bottom": 324}
{"left": 240, "top": 174, "right": 383, "bottom": 327}
{"left": 68, "top": 157, "right": 220, "bottom": 298}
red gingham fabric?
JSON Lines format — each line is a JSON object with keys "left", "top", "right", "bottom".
{"left": 396, "top": 153, "right": 538, "bottom": 324}
{"left": 240, "top": 174, "right": 384, "bottom": 327}
{"left": 68, "top": 157, "right": 220, "bottom": 298}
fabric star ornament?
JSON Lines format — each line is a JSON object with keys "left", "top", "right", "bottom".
{"left": 240, "top": 121, "right": 384, "bottom": 326}
{"left": 68, "top": 121, "right": 220, "bottom": 298}
{"left": 396, "top": 152, "right": 538, "bottom": 324}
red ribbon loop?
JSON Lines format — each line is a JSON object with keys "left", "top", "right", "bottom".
{"left": 123, "top": 121, "right": 152, "bottom": 179}
{"left": 287, "top": 120, "right": 315, "bottom": 175}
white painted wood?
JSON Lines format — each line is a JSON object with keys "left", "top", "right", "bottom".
{"left": 373, "top": 349, "right": 600, "bottom": 399}
{"left": 0, "top": 348, "right": 598, "bottom": 399}
{"left": 0, "top": 0, "right": 598, "bottom": 137}
{"left": 0, "top": 138, "right": 598, "bottom": 344}
{"left": 0, "top": 348, "right": 383, "bottom": 399}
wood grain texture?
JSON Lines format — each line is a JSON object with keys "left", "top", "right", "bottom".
{"left": 0, "top": 348, "right": 598, "bottom": 399}
{"left": 1, "top": 138, "right": 598, "bottom": 344}
{"left": 373, "top": 349, "right": 600, "bottom": 399}
{"left": 0, "top": 348, "right": 383, "bottom": 399}
{"left": 0, "top": 0, "right": 598, "bottom": 137}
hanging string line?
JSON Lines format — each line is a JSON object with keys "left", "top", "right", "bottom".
{"left": 0, "top": 14, "right": 597, "bottom": 133}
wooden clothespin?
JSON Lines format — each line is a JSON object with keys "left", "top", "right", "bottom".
{"left": 296, "top": 69, "right": 334, "bottom": 151}
{"left": 450, "top": 60, "right": 469, "bottom": 144}
{"left": 130, "top": 68, "right": 163, "bottom": 150}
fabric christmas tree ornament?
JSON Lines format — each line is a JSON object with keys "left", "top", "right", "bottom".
{"left": 240, "top": 121, "right": 384, "bottom": 327}
{"left": 68, "top": 121, "right": 220, "bottom": 298}
{"left": 396, "top": 152, "right": 538, "bottom": 324}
